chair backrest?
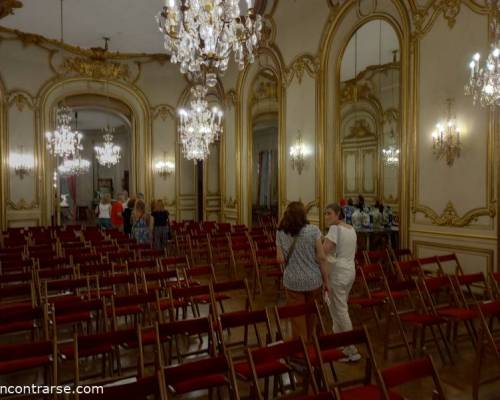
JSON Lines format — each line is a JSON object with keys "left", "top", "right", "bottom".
{"left": 436, "top": 253, "right": 463, "bottom": 275}
{"left": 417, "top": 256, "right": 443, "bottom": 276}
{"left": 379, "top": 355, "right": 446, "bottom": 399}
{"left": 396, "top": 259, "right": 423, "bottom": 280}
{"left": 274, "top": 301, "right": 325, "bottom": 340}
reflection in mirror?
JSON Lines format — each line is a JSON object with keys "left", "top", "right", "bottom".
{"left": 339, "top": 20, "right": 400, "bottom": 225}
{"left": 57, "top": 102, "right": 132, "bottom": 225}
{"left": 250, "top": 70, "right": 279, "bottom": 227}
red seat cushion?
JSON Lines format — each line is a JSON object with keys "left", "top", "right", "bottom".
{"left": 110, "top": 305, "right": 142, "bottom": 316}
{"left": 438, "top": 307, "right": 478, "bottom": 320}
{"left": 56, "top": 311, "right": 93, "bottom": 325}
{"left": 349, "top": 297, "right": 384, "bottom": 307}
{"left": 295, "top": 344, "right": 343, "bottom": 365}
{"left": 193, "top": 293, "right": 231, "bottom": 303}
{"left": 400, "top": 313, "right": 444, "bottom": 325}
{"left": 234, "top": 359, "right": 290, "bottom": 379}
{"left": 340, "top": 384, "right": 402, "bottom": 400}
{"left": 170, "top": 374, "right": 228, "bottom": 393}
{"left": 371, "top": 290, "right": 406, "bottom": 300}
{"left": 0, "top": 355, "right": 52, "bottom": 374}
{"left": 0, "top": 320, "right": 35, "bottom": 335}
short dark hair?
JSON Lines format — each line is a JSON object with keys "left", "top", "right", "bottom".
{"left": 278, "top": 201, "right": 308, "bottom": 236}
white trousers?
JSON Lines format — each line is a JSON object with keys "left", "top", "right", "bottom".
{"left": 328, "top": 263, "right": 356, "bottom": 333}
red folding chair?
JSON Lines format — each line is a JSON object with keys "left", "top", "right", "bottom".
{"left": 436, "top": 253, "right": 464, "bottom": 275}
{"left": 378, "top": 355, "right": 447, "bottom": 399}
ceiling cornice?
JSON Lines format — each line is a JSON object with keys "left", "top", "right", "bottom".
{"left": 0, "top": 0, "right": 23, "bottom": 20}
{"left": 0, "top": 25, "right": 170, "bottom": 61}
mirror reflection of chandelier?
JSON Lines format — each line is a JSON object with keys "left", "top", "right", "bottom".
{"left": 465, "top": 0, "right": 500, "bottom": 106}
{"left": 94, "top": 126, "right": 121, "bottom": 168}
{"left": 58, "top": 152, "right": 91, "bottom": 176}
{"left": 45, "top": 105, "right": 83, "bottom": 160}
{"left": 178, "top": 85, "right": 223, "bottom": 161}
{"left": 156, "top": 0, "right": 263, "bottom": 87}
{"left": 382, "top": 49, "right": 400, "bottom": 167}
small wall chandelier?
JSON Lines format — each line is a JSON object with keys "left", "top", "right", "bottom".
{"left": 156, "top": 0, "right": 263, "bottom": 86}
{"left": 154, "top": 151, "right": 175, "bottom": 179}
{"left": 289, "top": 131, "right": 306, "bottom": 174}
{"left": 94, "top": 126, "right": 121, "bottom": 167}
{"left": 10, "top": 146, "right": 34, "bottom": 179}
{"left": 465, "top": 0, "right": 500, "bottom": 107}
{"left": 58, "top": 154, "right": 90, "bottom": 176}
{"left": 45, "top": 106, "right": 83, "bottom": 159}
{"left": 432, "top": 98, "right": 462, "bottom": 166}
{"left": 382, "top": 143, "right": 400, "bottom": 167}
{"left": 178, "top": 85, "right": 223, "bottom": 161}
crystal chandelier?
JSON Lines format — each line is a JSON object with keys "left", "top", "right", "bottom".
{"left": 382, "top": 143, "right": 400, "bottom": 167}
{"left": 58, "top": 154, "right": 90, "bottom": 176}
{"left": 94, "top": 126, "right": 121, "bottom": 167}
{"left": 45, "top": 106, "right": 83, "bottom": 159}
{"left": 432, "top": 99, "right": 462, "bottom": 166}
{"left": 156, "top": 0, "right": 263, "bottom": 86}
{"left": 178, "top": 85, "right": 223, "bottom": 161}
{"left": 465, "top": 1, "right": 500, "bottom": 106}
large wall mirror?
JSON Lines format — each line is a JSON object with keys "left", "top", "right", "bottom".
{"left": 57, "top": 94, "right": 132, "bottom": 225}
{"left": 249, "top": 69, "right": 279, "bottom": 226}
{"left": 339, "top": 19, "right": 401, "bottom": 217}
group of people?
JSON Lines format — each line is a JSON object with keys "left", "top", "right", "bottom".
{"left": 276, "top": 201, "right": 360, "bottom": 362}
{"left": 95, "top": 191, "right": 170, "bottom": 249}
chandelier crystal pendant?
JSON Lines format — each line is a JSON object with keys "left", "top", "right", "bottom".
{"left": 94, "top": 126, "right": 121, "bottom": 168}
{"left": 465, "top": 1, "right": 500, "bottom": 107}
{"left": 156, "top": 0, "right": 263, "bottom": 86}
{"left": 58, "top": 154, "right": 91, "bottom": 176}
{"left": 178, "top": 85, "right": 223, "bottom": 161}
{"left": 382, "top": 142, "right": 400, "bottom": 167}
{"left": 45, "top": 105, "right": 84, "bottom": 159}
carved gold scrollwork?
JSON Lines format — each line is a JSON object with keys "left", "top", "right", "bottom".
{"left": 151, "top": 104, "right": 176, "bottom": 121}
{"left": 7, "top": 199, "right": 38, "bottom": 210}
{"left": 435, "top": 0, "right": 461, "bottom": 28}
{"left": 7, "top": 90, "right": 35, "bottom": 111}
{"left": 0, "top": 0, "right": 22, "bottom": 19}
{"left": 412, "top": 201, "right": 496, "bottom": 227}
{"left": 225, "top": 90, "right": 238, "bottom": 109}
{"left": 59, "top": 57, "right": 132, "bottom": 82}
{"left": 224, "top": 196, "right": 237, "bottom": 209}
{"left": 284, "top": 54, "right": 320, "bottom": 86}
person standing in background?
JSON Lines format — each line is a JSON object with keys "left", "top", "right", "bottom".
{"left": 121, "top": 191, "right": 130, "bottom": 209}
{"left": 122, "top": 198, "right": 135, "bottom": 236}
{"left": 131, "top": 199, "right": 154, "bottom": 244}
{"left": 95, "top": 194, "right": 112, "bottom": 229}
{"left": 111, "top": 194, "right": 124, "bottom": 231}
{"left": 276, "top": 201, "right": 329, "bottom": 341}
{"left": 152, "top": 199, "right": 170, "bottom": 250}
{"left": 323, "top": 203, "right": 360, "bottom": 362}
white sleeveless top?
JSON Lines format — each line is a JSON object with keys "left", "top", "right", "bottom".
{"left": 325, "top": 224, "right": 357, "bottom": 269}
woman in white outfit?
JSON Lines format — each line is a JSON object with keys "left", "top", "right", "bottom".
{"left": 323, "top": 203, "right": 360, "bottom": 361}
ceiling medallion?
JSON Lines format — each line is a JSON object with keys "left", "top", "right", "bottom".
{"left": 178, "top": 85, "right": 223, "bottom": 162}
{"left": 465, "top": 0, "right": 500, "bottom": 107}
{"left": 156, "top": 0, "right": 263, "bottom": 86}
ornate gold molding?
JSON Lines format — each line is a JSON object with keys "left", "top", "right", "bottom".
{"left": 223, "top": 196, "right": 237, "bottom": 209}
{"left": 7, "top": 199, "right": 38, "bottom": 210}
{"left": 284, "top": 54, "right": 320, "bottom": 86}
{"left": 412, "top": 201, "right": 496, "bottom": 227}
{"left": 0, "top": 0, "right": 22, "bottom": 19}
{"left": 0, "top": 27, "right": 170, "bottom": 62}
{"left": 151, "top": 104, "right": 175, "bottom": 121}
{"left": 225, "top": 90, "right": 238, "bottom": 109}
{"left": 6, "top": 90, "right": 35, "bottom": 111}
{"left": 59, "top": 57, "right": 132, "bottom": 82}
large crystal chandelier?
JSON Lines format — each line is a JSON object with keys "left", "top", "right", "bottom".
{"left": 58, "top": 153, "right": 90, "bottom": 176}
{"left": 94, "top": 127, "right": 121, "bottom": 167}
{"left": 178, "top": 85, "right": 223, "bottom": 161}
{"left": 156, "top": 0, "right": 263, "bottom": 86}
{"left": 465, "top": 1, "right": 500, "bottom": 106}
{"left": 45, "top": 105, "right": 83, "bottom": 159}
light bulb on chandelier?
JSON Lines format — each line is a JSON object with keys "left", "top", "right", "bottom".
{"left": 45, "top": 105, "right": 83, "bottom": 159}
{"left": 465, "top": 0, "right": 500, "bottom": 107}
{"left": 156, "top": 0, "right": 263, "bottom": 86}
{"left": 94, "top": 127, "right": 122, "bottom": 168}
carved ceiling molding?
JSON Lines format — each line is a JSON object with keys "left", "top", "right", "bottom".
{"left": 6, "top": 90, "right": 35, "bottom": 111}
{"left": 0, "top": 26, "right": 170, "bottom": 62}
{"left": 284, "top": 54, "right": 320, "bottom": 86}
{"left": 412, "top": 201, "right": 496, "bottom": 227}
{"left": 57, "top": 56, "right": 138, "bottom": 83}
{"left": 409, "top": 0, "right": 490, "bottom": 38}
{"left": 0, "top": 0, "right": 22, "bottom": 20}
{"left": 151, "top": 104, "right": 176, "bottom": 122}
{"left": 7, "top": 199, "right": 39, "bottom": 211}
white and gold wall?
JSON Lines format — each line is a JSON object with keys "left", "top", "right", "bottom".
{"left": 219, "top": 0, "right": 498, "bottom": 273}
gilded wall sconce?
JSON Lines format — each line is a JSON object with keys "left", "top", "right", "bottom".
{"left": 10, "top": 146, "right": 34, "bottom": 179}
{"left": 154, "top": 151, "right": 175, "bottom": 179}
{"left": 432, "top": 98, "right": 462, "bottom": 166}
{"left": 290, "top": 131, "right": 306, "bottom": 174}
